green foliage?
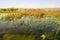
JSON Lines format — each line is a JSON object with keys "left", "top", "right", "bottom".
{"left": 2, "top": 15, "right": 15, "bottom": 21}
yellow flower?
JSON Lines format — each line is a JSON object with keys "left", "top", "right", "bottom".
{"left": 41, "top": 34, "right": 46, "bottom": 40}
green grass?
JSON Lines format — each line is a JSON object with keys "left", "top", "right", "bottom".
{"left": 3, "top": 34, "right": 35, "bottom": 40}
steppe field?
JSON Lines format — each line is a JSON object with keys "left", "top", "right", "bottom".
{"left": 0, "top": 8, "right": 60, "bottom": 40}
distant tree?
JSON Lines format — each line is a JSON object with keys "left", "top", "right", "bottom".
{"left": 40, "top": 13, "right": 44, "bottom": 18}
{"left": 2, "top": 9, "right": 6, "bottom": 11}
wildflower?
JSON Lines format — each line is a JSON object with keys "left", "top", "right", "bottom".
{"left": 41, "top": 34, "right": 46, "bottom": 40}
